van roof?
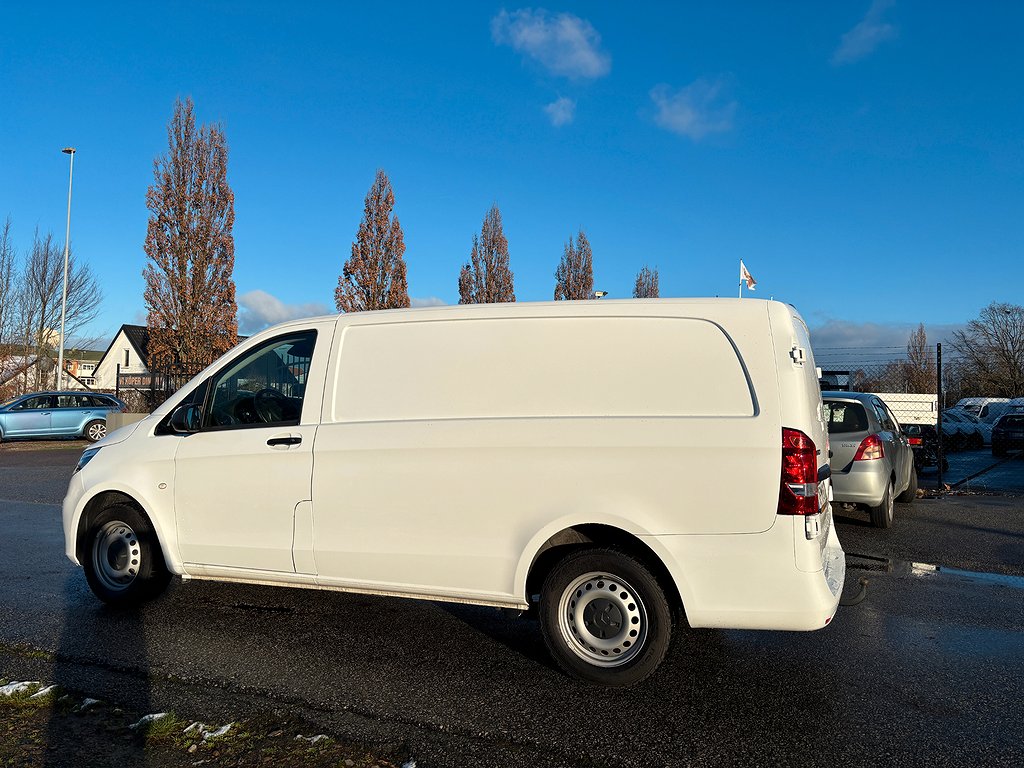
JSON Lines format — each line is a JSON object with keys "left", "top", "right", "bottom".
{"left": 264, "top": 297, "right": 792, "bottom": 332}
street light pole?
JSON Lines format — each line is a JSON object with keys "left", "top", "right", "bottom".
{"left": 57, "top": 147, "right": 76, "bottom": 391}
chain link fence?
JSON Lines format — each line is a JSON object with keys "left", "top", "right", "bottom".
{"left": 816, "top": 344, "right": 1023, "bottom": 494}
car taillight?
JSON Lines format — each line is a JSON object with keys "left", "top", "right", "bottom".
{"left": 853, "top": 434, "right": 884, "bottom": 461}
{"left": 778, "top": 427, "right": 819, "bottom": 516}
{"left": 907, "top": 436, "right": 922, "bottom": 446}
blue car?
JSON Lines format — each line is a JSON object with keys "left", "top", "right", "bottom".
{"left": 0, "top": 391, "right": 127, "bottom": 443}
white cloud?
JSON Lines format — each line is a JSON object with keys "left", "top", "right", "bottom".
{"left": 544, "top": 97, "right": 575, "bottom": 126}
{"left": 492, "top": 9, "right": 611, "bottom": 80}
{"left": 410, "top": 296, "right": 447, "bottom": 308}
{"left": 237, "top": 290, "right": 331, "bottom": 334}
{"left": 649, "top": 79, "right": 736, "bottom": 140}
{"left": 832, "top": 0, "right": 897, "bottom": 65}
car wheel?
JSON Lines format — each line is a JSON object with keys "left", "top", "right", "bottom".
{"left": 897, "top": 463, "right": 918, "bottom": 504}
{"left": 539, "top": 548, "right": 673, "bottom": 686}
{"left": 82, "top": 504, "right": 170, "bottom": 605}
{"left": 83, "top": 419, "right": 106, "bottom": 443}
{"left": 869, "top": 481, "right": 895, "bottom": 528}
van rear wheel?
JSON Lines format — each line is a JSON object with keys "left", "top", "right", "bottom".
{"left": 82, "top": 504, "right": 170, "bottom": 605}
{"left": 539, "top": 548, "right": 672, "bottom": 686}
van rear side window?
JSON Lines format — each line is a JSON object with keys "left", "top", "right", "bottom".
{"left": 333, "top": 317, "right": 754, "bottom": 422}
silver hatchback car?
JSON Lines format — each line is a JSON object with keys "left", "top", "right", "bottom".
{"left": 822, "top": 391, "right": 917, "bottom": 528}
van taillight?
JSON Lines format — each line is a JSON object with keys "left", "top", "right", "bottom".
{"left": 778, "top": 428, "right": 819, "bottom": 516}
{"left": 853, "top": 434, "right": 884, "bottom": 461}
{"left": 907, "top": 436, "right": 922, "bottom": 446}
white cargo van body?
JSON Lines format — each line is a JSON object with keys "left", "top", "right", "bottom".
{"left": 63, "top": 299, "right": 843, "bottom": 685}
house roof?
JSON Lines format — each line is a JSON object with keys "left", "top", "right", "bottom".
{"left": 97, "top": 324, "right": 151, "bottom": 370}
{"left": 96, "top": 324, "right": 248, "bottom": 372}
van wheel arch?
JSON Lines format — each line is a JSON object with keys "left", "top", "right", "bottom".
{"left": 77, "top": 492, "right": 163, "bottom": 565}
{"left": 525, "top": 524, "right": 684, "bottom": 626}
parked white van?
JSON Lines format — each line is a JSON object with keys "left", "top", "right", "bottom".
{"left": 952, "top": 397, "right": 1011, "bottom": 423}
{"left": 63, "top": 299, "right": 844, "bottom": 685}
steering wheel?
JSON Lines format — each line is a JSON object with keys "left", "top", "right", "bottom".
{"left": 253, "top": 388, "right": 288, "bottom": 423}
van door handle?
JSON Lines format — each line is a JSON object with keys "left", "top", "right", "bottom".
{"left": 267, "top": 436, "right": 302, "bottom": 447}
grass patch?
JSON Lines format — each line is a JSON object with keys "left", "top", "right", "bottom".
{"left": 0, "top": 682, "right": 407, "bottom": 767}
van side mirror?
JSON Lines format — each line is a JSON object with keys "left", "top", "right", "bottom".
{"left": 169, "top": 404, "right": 203, "bottom": 434}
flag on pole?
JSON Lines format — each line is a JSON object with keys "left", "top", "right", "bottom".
{"left": 739, "top": 260, "right": 756, "bottom": 291}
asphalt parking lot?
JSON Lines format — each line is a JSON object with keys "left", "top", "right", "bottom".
{"left": 1, "top": 441, "right": 1023, "bottom": 767}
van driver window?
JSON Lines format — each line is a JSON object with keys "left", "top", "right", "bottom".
{"left": 206, "top": 332, "right": 316, "bottom": 429}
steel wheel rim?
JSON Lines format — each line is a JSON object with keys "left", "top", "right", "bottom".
{"left": 87, "top": 422, "right": 106, "bottom": 441}
{"left": 91, "top": 520, "right": 141, "bottom": 592}
{"left": 557, "top": 571, "right": 648, "bottom": 667}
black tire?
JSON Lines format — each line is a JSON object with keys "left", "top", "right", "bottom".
{"left": 896, "top": 463, "right": 918, "bottom": 504}
{"left": 539, "top": 548, "right": 673, "bottom": 686}
{"left": 869, "top": 482, "right": 895, "bottom": 528}
{"left": 83, "top": 419, "right": 106, "bottom": 443}
{"left": 82, "top": 503, "right": 170, "bottom": 605}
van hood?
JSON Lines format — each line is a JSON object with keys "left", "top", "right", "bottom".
{"left": 95, "top": 417, "right": 148, "bottom": 448}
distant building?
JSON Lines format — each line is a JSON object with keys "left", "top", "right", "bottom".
{"left": 92, "top": 325, "right": 153, "bottom": 391}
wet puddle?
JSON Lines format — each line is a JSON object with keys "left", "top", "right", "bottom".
{"left": 846, "top": 552, "right": 1024, "bottom": 590}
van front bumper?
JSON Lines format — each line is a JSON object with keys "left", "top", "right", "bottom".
{"left": 641, "top": 515, "right": 845, "bottom": 632}
{"left": 63, "top": 472, "right": 86, "bottom": 566}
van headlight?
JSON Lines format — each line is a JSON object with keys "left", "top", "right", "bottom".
{"left": 75, "top": 447, "right": 101, "bottom": 474}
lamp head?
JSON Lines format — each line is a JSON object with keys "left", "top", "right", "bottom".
{"left": 62, "top": 147, "right": 76, "bottom": 155}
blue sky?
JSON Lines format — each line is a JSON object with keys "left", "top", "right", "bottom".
{"left": 2, "top": 2, "right": 1021, "bottom": 351}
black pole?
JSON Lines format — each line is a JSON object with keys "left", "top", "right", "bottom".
{"left": 115, "top": 363, "right": 120, "bottom": 399}
{"left": 936, "top": 342, "right": 943, "bottom": 488}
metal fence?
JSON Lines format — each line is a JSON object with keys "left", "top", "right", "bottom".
{"left": 115, "top": 364, "right": 206, "bottom": 412}
{"left": 816, "top": 344, "right": 1023, "bottom": 494}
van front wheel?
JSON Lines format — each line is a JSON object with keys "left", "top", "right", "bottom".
{"left": 82, "top": 504, "right": 170, "bottom": 605}
{"left": 540, "top": 548, "right": 672, "bottom": 686}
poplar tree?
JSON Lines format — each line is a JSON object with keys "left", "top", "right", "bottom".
{"left": 335, "top": 170, "right": 409, "bottom": 313}
{"left": 143, "top": 97, "right": 237, "bottom": 369}
{"left": 633, "top": 265, "right": 660, "bottom": 298}
{"left": 553, "top": 229, "right": 594, "bottom": 300}
{"left": 458, "top": 205, "right": 515, "bottom": 304}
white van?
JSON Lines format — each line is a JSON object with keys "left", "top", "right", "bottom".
{"left": 953, "top": 397, "right": 1011, "bottom": 423}
{"left": 63, "top": 299, "right": 844, "bottom": 685}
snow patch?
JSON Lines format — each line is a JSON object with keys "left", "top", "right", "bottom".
{"left": 185, "top": 722, "right": 234, "bottom": 740}
{"left": 0, "top": 681, "right": 39, "bottom": 696}
{"left": 130, "top": 712, "right": 169, "bottom": 729}
{"left": 402, "top": 760, "right": 418, "bottom": 768}
{"left": 295, "top": 734, "right": 329, "bottom": 744}
{"left": 29, "top": 685, "right": 57, "bottom": 699}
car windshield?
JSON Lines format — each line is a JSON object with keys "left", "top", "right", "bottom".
{"left": 1000, "top": 416, "right": 1024, "bottom": 428}
{"left": 0, "top": 396, "right": 20, "bottom": 408}
{"left": 824, "top": 401, "right": 869, "bottom": 433}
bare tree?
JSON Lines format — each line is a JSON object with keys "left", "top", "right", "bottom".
{"left": 951, "top": 302, "right": 1024, "bottom": 397}
{"left": 901, "top": 323, "right": 936, "bottom": 393}
{"left": 335, "top": 170, "right": 409, "bottom": 313}
{"left": 18, "top": 230, "right": 101, "bottom": 389}
{"left": 554, "top": 229, "right": 594, "bottom": 301}
{"left": 633, "top": 265, "right": 659, "bottom": 298}
{"left": 143, "top": 97, "right": 238, "bottom": 370}
{"left": 458, "top": 205, "right": 515, "bottom": 304}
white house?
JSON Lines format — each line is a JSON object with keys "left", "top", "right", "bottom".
{"left": 92, "top": 325, "right": 153, "bottom": 391}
